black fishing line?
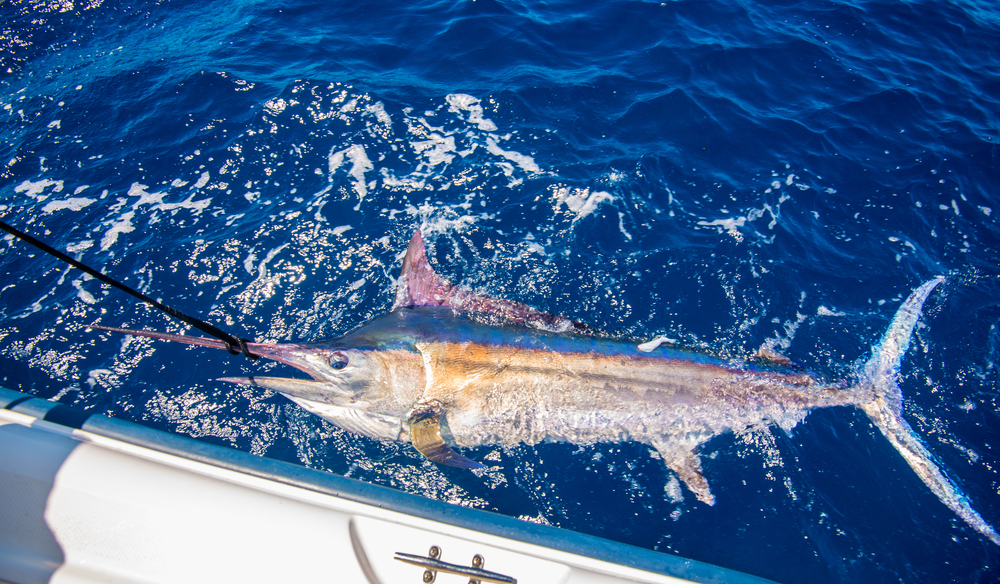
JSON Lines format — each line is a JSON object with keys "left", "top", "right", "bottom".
{"left": 0, "top": 218, "right": 258, "bottom": 359}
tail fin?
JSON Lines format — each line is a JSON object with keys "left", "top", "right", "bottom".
{"left": 859, "top": 277, "right": 999, "bottom": 545}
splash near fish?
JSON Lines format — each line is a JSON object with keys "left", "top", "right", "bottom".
{"left": 92, "top": 231, "right": 999, "bottom": 546}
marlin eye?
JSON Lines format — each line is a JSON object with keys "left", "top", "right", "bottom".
{"left": 330, "top": 353, "right": 348, "bottom": 370}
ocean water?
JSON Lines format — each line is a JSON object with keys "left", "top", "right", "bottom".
{"left": 1, "top": 0, "right": 998, "bottom": 581}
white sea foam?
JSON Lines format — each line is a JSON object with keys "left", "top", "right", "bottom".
{"left": 194, "top": 171, "right": 211, "bottom": 189}
{"left": 365, "top": 101, "right": 392, "bottom": 129}
{"left": 15, "top": 178, "right": 64, "bottom": 200}
{"left": 446, "top": 94, "right": 498, "bottom": 131}
{"left": 128, "top": 182, "right": 211, "bottom": 214}
{"left": 413, "top": 133, "right": 457, "bottom": 169}
{"left": 72, "top": 279, "right": 96, "bottom": 304}
{"left": 86, "top": 369, "right": 114, "bottom": 389}
{"left": 406, "top": 202, "right": 486, "bottom": 235}
{"left": 328, "top": 144, "right": 374, "bottom": 203}
{"left": 243, "top": 250, "right": 257, "bottom": 274}
{"left": 552, "top": 186, "right": 615, "bottom": 221}
{"left": 485, "top": 136, "right": 539, "bottom": 173}
{"left": 295, "top": 92, "right": 545, "bottom": 218}
{"left": 523, "top": 239, "right": 546, "bottom": 256}
{"left": 66, "top": 240, "right": 93, "bottom": 253}
{"left": 618, "top": 211, "right": 633, "bottom": 241}
{"left": 380, "top": 169, "right": 426, "bottom": 191}
{"left": 257, "top": 244, "right": 288, "bottom": 279}
{"left": 126, "top": 181, "right": 166, "bottom": 205}
{"left": 697, "top": 192, "right": 790, "bottom": 241}
{"left": 761, "top": 311, "right": 808, "bottom": 353}
{"left": 101, "top": 211, "right": 135, "bottom": 251}
{"left": 41, "top": 197, "right": 96, "bottom": 213}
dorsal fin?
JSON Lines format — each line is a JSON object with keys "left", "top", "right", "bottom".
{"left": 393, "top": 230, "right": 453, "bottom": 310}
{"left": 393, "top": 231, "right": 589, "bottom": 334}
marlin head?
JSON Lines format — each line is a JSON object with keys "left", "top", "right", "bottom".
{"left": 221, "top": 345, "right": 380, "bottom": 404}
{"left": 219, "top": 340, "right": 428, "bottom": 445}
{"left": 90, "top": 321, "right": 478, "bottom": 466}
{"left": 88, "top": 325, "right": 423, "bottom": 420}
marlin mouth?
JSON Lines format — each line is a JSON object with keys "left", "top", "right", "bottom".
{"left": 88, "top": 325, "right": 353, "bottom": 400}
{"left": 217, "top": 376, "right": 352, "bottom": 403}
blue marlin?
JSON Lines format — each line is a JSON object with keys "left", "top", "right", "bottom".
{"left": 93, "top": 231, "right": 999, "bottom": 545}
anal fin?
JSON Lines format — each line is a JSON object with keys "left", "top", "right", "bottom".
{"left": 407, "top": 401, "right": 484, "bottom": 469}
{"left": 654, "top": 441, "right": 715, "bottom": 506}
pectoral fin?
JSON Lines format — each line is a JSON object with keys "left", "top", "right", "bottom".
{"left": 407, "top": 402, "right": 484, "bottom": 469}
{"left": 654, "top": 441, "right": 715, "bottom": 506}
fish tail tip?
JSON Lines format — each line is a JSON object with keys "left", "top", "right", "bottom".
{"left": 980, "top": 522, "right": 1000, "bottom": 546}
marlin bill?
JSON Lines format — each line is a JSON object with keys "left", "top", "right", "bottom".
{"left": 92, "top": 231, "right": 1000, "bottom": 546}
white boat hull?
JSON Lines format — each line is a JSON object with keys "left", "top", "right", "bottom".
{"left": 0, "top": 387, "right": 773, "bottom": 584}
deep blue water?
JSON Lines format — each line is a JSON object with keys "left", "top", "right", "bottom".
{"left": 2, "top": 0, "right": 999, "bottom": 581}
